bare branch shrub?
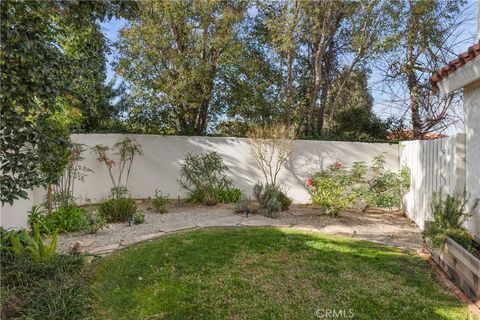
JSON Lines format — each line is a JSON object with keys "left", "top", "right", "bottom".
{"left": 247, "top": 124, "right": 296, "bottom": 186}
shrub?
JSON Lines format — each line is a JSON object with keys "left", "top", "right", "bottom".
{"left": 253, "top": 183, "right": 291, "bottom": 217}
{"left": 309, "top": 155, "right": 411, "bottom": 217}
{"left": 234, "top": 196, "right": 252, "bottom": 214}
{"left": 133, "top": 212, "right": 145, "bottom": 225}
{"left": 151, "top": 190, "right": 169, "bottom": 213}
{"left": 99, "top": 197, "right": 137, "bottom": 223}
{"left": 28, "top": 205, "right": 96, "bottom": 235}
{"left": 179, "top": 152, "right": 241, "bottom": 205}
{"left": 359, "top": 155, "right": 410, "bottom": 209}
{"left": 424, "top": 192, "right": 478, "bottom": 255}
{"left": 215, "top": 187, "right": 244, "bottom": 203}
{"left": 82, "top": 210, "right": 107, "bottom": 234}
{"left": 309, "top": 163, "right": 357, "bottom": 217}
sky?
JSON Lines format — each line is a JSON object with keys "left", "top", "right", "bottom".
{"left": 100, "top": 1, "right": 479, "bottom": 131}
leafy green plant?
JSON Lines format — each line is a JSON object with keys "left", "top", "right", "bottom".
{"left": 179, "top": 152, "right": 240, "bottom": 205}
{"left": 27, "top": 205, "right": 51, "bottom": 235}
{"left": 8, "top": 224, "right": 58, "bottom": 262}
{"left": 424, "top": 192, "right": 479, "bottom": 255}
{"left": 99, "top": 197, "right": 137, "bottom": 223}
{"left": 215, "top": 187, "right": 244, "bottom": 203}
{"left": 28, "top": 204, "right": 92, "bottom": 235}
{"left": 133, "top": 212, "right": 145, "bottom": 225}
{"left": 309, "top": 155, "right": 411, "bottom": 217}
{"left": 46, "top": 205, "right": 89, "bottom": 234}
{"left": 82, "top": 210, "right": 107, "bottom": 234}
{"left": 151, "top": 190, "right": 169, "bottom": 213}
{"left": 309, "top": 162, "right": 357, "bottom": 217}
{"left": 359, "top": 155, "right": 411, "bottom": 209}
{"left": 253, "top": 183, "right": 291, "bottom": 217}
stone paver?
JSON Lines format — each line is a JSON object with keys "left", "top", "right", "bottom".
{"left": 89, "top": 243, "right": 119, "bottom": 255}
{"left": 197, "top": 216, "right": 243, "bottom": 228}
{"left": 160, "top": 222, "right": 197, "bottom": 233}
{"left": 241, "top": 218, "right": 275, "bottom": 227}
{"left": 140, "top": 232, "right": 165, "bottom": 241}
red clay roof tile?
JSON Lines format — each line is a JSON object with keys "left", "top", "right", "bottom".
{"left": 430, "top": 42, "right": 480, "bottom": 91}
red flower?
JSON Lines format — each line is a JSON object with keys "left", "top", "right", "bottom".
{"left": 335, "top": 161, "right": 342, "bottom": 168}
{"left": 307, "top": 177, "right": 313, "bottom": 187}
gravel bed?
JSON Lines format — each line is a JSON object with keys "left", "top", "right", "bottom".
{"left": 58, "top": 202, "right": 423, "bottom": 253}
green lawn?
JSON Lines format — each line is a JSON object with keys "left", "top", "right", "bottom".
{"left": 92, "top": 228, "right": 476, "bottom": 320}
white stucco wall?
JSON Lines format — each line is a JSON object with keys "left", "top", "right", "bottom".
{"left": 465, "top": 79, "right": 480, "bottom": 233}
{"left": 0, "top": 135, "right": 399, "bottom": 229}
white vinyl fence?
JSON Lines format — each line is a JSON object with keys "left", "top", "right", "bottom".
{"left": 400, "top": 134, "right": 472, "bottom": 231}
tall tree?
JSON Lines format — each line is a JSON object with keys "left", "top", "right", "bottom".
{"left": 116, "top": 0, "right": 247, "bottom": 135}
{"left": 0, "top": 0, "right": 136, "bottom": 204}
{"left": 380, "top": 0, "right": 468, "bottom": 138}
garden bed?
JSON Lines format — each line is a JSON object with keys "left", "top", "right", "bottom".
{"left": 58, "top": 202, "right": 424, "bottom": 254}
{"left": 430, "top": 236, "right": 480, "bottom": 307}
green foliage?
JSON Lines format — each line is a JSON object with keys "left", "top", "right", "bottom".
{"left": 424, "top": 192, "right": 478, "bottom": 255}
{"left": 359, "top": 155, "right": 411, "bottom": 209}
{"left": 253, "top": 183, "right": 292, "bottom": 217}
{"left": 151, "top": 190, "right": 169, "bottom": 213}
{"left": 28, "top": 204, "right": 103, "bottom": 235}
{"left": 180, "top": 152, "right": 240, "bottom": 205}
{"left": 116, "top": 1, "right": 248, "bottom": 135}
{"left": 309, "top": 155, "right": 411, "bottom": 217}
{"left": 5, "top": 224, "right": 58, "bottom": 262}
{"left": 99, "top": 197, "right": 137, "bottom": 223}
{"left": 215, "top": 188, "right": 244, "bottom": 204}
{"left": 82, "top": 210, "right": 107, "bottom": 235}
{"left": 133, "top": 212, "right": 145, "bottom": 225}
{"left": 1, "top": 250, "right": 90, "bottom": 319}
{"left": 0, "top": 1, "right": 135, "bottom": 205}
{"left": 310, "top": 164, "right": 357, "bottom": 217}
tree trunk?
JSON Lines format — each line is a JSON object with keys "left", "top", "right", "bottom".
{"left": 406, "top": 3, "right": 422, "bottom": 139}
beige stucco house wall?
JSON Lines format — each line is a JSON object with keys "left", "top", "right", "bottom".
{"left": 437, "top": 53, "right": 480, "bottom": 233}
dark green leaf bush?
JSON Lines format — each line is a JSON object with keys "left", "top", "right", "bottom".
{"left": 99, "top": 197, "right": 137, "bottom": 223}
{"left": 424, "top": 192, "right": 479, "bottom": 256}
{"left": 0, "top": 244, "right": 91, "bottom": 320}
{"left": 253, "top": 183, "right": 292, "bottom": 217}
{"left": 179, "top": 152, "right": 243, "bottom": 205}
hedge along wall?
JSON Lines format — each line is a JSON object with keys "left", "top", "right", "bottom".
{"left": 0, "top": 134, "right": 399, "bottom": 229}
